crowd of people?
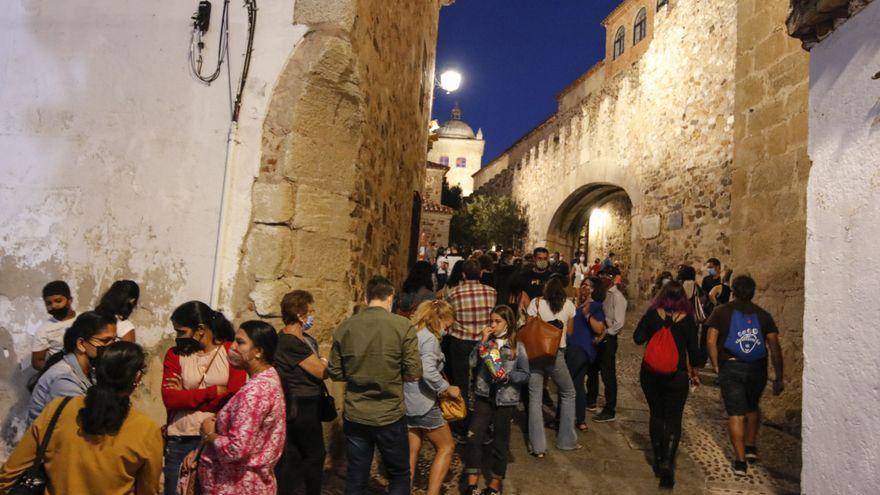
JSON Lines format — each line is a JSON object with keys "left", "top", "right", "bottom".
{"left": 0, "top": 246, "right": 784, "bottom": 494}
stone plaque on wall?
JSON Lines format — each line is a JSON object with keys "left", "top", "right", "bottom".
{"left": 667, "top": 210, "right": 683, "bottom": 230}
{"left": 641, "top": 214, "right": 661, "bottom": 239}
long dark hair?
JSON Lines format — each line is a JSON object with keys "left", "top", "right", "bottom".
{"left": 402, "top": 261, "right": 434, "bottom": 294}
{"left": 95, "top": 280, "right": 140, "bottom": 319}
{"left": 543, "top": 274, "right": 568, "bottom": 314}
{"left": 29, "top": 312, "right": 116, "bottom": 392}
{"left": 447, "top": 260, "right": 465, "bottom": 288}
{"left": 170, "top": 301, "right": 234, "bottom": 342}
{"left": 240, "top": 320, "right": 278, "bottom": 364}
{"left": 649, "top": 280, "right": 694, "bottom": 316}
{"left": 79, "top": 341, "right": 145, "bottom": 436}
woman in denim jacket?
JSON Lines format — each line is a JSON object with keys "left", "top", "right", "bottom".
{"left": 404, "top": 300, "right": 461, "bottom": 495}
{"left": 463, "top": 305, "right": 530, "bottom": 495}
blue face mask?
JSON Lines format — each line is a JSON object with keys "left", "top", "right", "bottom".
{"left": 707, "top": 268, "right": 717, "bottom": 277}
{"left": 302, "top": 315, "right": 315, "bottom": 331}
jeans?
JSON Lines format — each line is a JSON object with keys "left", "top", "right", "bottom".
{"left": 448, "top": 336, "right": 478, "bottom": 433}
{"left": 277, "top": 396, "right": 326, "bottom": 495}
{"left": 465, "top": 397, "right": 515, "bottom": 480}
{"left": 343, "top": 418, "right": 410, "bottom": 495}
{"left": 640, "top": 368, "right": 689, "bottom": 473}
{"left": 528, "top": 349, "right": 578, "bottom": 453}
{"left": 565, "top": 346, "right": 591, "bottom": 425}
{"left": 586, "top": 335, "right": 619, "bottom": 414}
{"left": 163, "top": 436, "right": 201, "bottom": 495}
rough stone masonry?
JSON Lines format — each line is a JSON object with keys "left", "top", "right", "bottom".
{"left": 474, "top": 0, "right": 808, "bottom": 426}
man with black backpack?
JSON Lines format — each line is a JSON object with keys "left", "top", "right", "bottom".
{"left": 705, "top": 275, "right": 784, "bottom": 477}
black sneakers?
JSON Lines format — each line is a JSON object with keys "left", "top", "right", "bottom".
{"left": 592, "top": 410, "right": 616, "bottom": 423}
{"left": 745, "top": 446, "right": 759, "bottom": 463}
{"left": 733, "top": 460, "right": 748, "bottom": 476}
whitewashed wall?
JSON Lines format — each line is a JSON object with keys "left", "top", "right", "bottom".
{"left": 803, "top": 1, "right": 880, "bottom": 492}
{"left": 0, "top": 0, "right": 305, "bottom": 454}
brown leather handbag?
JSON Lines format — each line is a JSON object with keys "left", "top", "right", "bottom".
{"left": 518, "top": 299, "right": 563, "bottom": 366}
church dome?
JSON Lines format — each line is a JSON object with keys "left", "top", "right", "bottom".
{"left": 437, "top": 103, "right": 476, "bottom": 139}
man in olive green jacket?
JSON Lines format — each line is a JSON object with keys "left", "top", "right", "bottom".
{"left": 329, "top": 275, "right": 422, "bottom": 495}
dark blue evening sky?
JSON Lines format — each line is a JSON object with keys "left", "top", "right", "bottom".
{"left": 433, "top": 0, "right": 622, "bottom": 162}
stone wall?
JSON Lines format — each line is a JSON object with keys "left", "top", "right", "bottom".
{"left": 586, "top": 194, "right": 633, "bottom": 273}
{"left": 420, "top": 210, "right": 453, "bottom": 247}
{"left": 508, "top": 0, "right": 737, "bottom": 301}
{"left": 227, "top": 0, "right": 442, "bottom": 351}
{"left": 731, "top": 0, "right": 810, "bottom": 425}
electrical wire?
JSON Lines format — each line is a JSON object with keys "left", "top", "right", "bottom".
{"left": 232, "top": 0, "right": 257, "bottom": 122}
{"left": 190, "top": 0, "right": 231, "bottom": 84}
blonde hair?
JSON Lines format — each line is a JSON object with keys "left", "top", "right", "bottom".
{"left": 411, "top": 300, "right": 455, "bottom": 338}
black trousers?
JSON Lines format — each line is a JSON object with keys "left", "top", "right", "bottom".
{"left": 565, "top": 346, "right": 591, "bottom": 425}
{"left": 586, "top": 335, "right": 618, "bottom": 413}
{"left": 448, "top": 336, "right": 478, "bottom": 432}
{"left": 464, "top": 397, "right": 515, "bottom": 480}
{"left": 639, "top": 368, "right": 689, "bottom": 473}
{"left": 276, "top": 396, "right": 326, "bottom": 495}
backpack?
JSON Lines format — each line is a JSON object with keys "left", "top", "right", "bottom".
{"left": 723, "top": 310, "right": 767, "bottom": 362}
{"left": 643, "top": 315, "right": 679, "bottom": 375}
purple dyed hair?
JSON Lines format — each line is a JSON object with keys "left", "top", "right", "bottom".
{"left": 648, "top": 280, "right": 695, "bottom": 316}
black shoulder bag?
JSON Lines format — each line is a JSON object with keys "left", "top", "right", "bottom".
{"left": 10, "top": 396, "right": 74, "bottom": 495}
{"left": 301, "top": 334, "right": 336, "bottom": 423}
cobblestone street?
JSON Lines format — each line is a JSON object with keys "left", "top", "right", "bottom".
{"left": 322, "top": 309, "right": 801, "bottom": 495}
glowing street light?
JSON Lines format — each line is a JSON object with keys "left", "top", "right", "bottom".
{"left": 438, "top": 68, "right": 462, "bottom": 93}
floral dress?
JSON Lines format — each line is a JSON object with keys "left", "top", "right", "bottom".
{"left": 198, "top": 367, "right": 287, "bottom": 495}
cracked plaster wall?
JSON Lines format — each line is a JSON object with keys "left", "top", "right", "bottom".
{"left": 0, "top": 0, "right": 306, "bottom": 456}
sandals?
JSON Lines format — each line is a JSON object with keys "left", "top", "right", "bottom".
{"left": 530, "top": 451, "right": 546, "bottom": 459}
{"left": 577, "top": 423, "right": 589, "bottom": 431}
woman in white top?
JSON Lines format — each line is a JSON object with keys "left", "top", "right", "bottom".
{"left": 95, "top": 279, "right": 139, "bottom": 342}
{"left": 526, "top": 274, "right": 580, "bottom": 456}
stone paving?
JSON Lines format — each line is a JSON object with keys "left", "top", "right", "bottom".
{"left": 320, "top": 309, "right": 801, "bottom": 494}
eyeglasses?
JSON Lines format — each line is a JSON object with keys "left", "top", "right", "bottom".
{"left": 88, "top": 336, "right": 119, "bottom": 346}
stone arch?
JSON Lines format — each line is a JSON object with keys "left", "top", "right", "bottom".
{"left": 230, "top": 30, "right": 366, "bottom": 336}
{"left": 546, "top": 183, "right": 630, "bottom": 255}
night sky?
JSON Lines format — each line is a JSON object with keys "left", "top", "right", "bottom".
{"left": 433, "top": 0, "right": 622, "bottom": 162}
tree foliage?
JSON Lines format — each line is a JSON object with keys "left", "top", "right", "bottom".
{"left": 450, "top": 195, "right": 528, "bottom": 250}
{"left": 441, "top": 178, "right": 463, "bottom": 210}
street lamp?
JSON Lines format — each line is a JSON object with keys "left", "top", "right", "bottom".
{"left": 438, "top": 68, "right": 462, "bottom": 93}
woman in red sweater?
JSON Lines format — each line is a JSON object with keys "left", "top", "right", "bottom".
{"left": 162, "top": 301, "right": 246, "bottom": 495}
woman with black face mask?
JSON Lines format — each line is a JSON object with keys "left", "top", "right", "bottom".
{"left": 26, "top": 311, "right": 118, "bottom": 424}
{"left": 161, "top": 300, "right": 244, "bottom": 495}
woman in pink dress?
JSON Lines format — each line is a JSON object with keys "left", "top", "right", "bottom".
{"left": 185, "top": 320, "right": 286, "bottom": 495}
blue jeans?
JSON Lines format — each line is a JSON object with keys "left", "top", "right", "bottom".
{"left": 528, "top": 349, "right": 578, "bottom": 453}
{"left": 163, "top": 436, "right": 201, "bottom": 495}
{"left": 343, "top": 418, "right": 410, "bottom": 495}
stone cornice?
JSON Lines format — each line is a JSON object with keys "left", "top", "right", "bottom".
{"left": 787, "top": 0, "right": 874, "bottom": 49}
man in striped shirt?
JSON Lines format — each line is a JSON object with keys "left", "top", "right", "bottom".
{"left": 446, "top": 259, "right": 497, "bottom": 436}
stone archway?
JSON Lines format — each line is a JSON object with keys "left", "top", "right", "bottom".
{"left": 545, "top": 182, "right": 635, "bottom": 292}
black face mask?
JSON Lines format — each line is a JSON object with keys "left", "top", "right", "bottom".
{"left": 48, "top": 307, "right": 69, "bottom": 320}
{"left": 175, "top": 337, "right": 203, "bottom": 356}
{"left": 88, "top": 344, "right": 107, "bottom": 368}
